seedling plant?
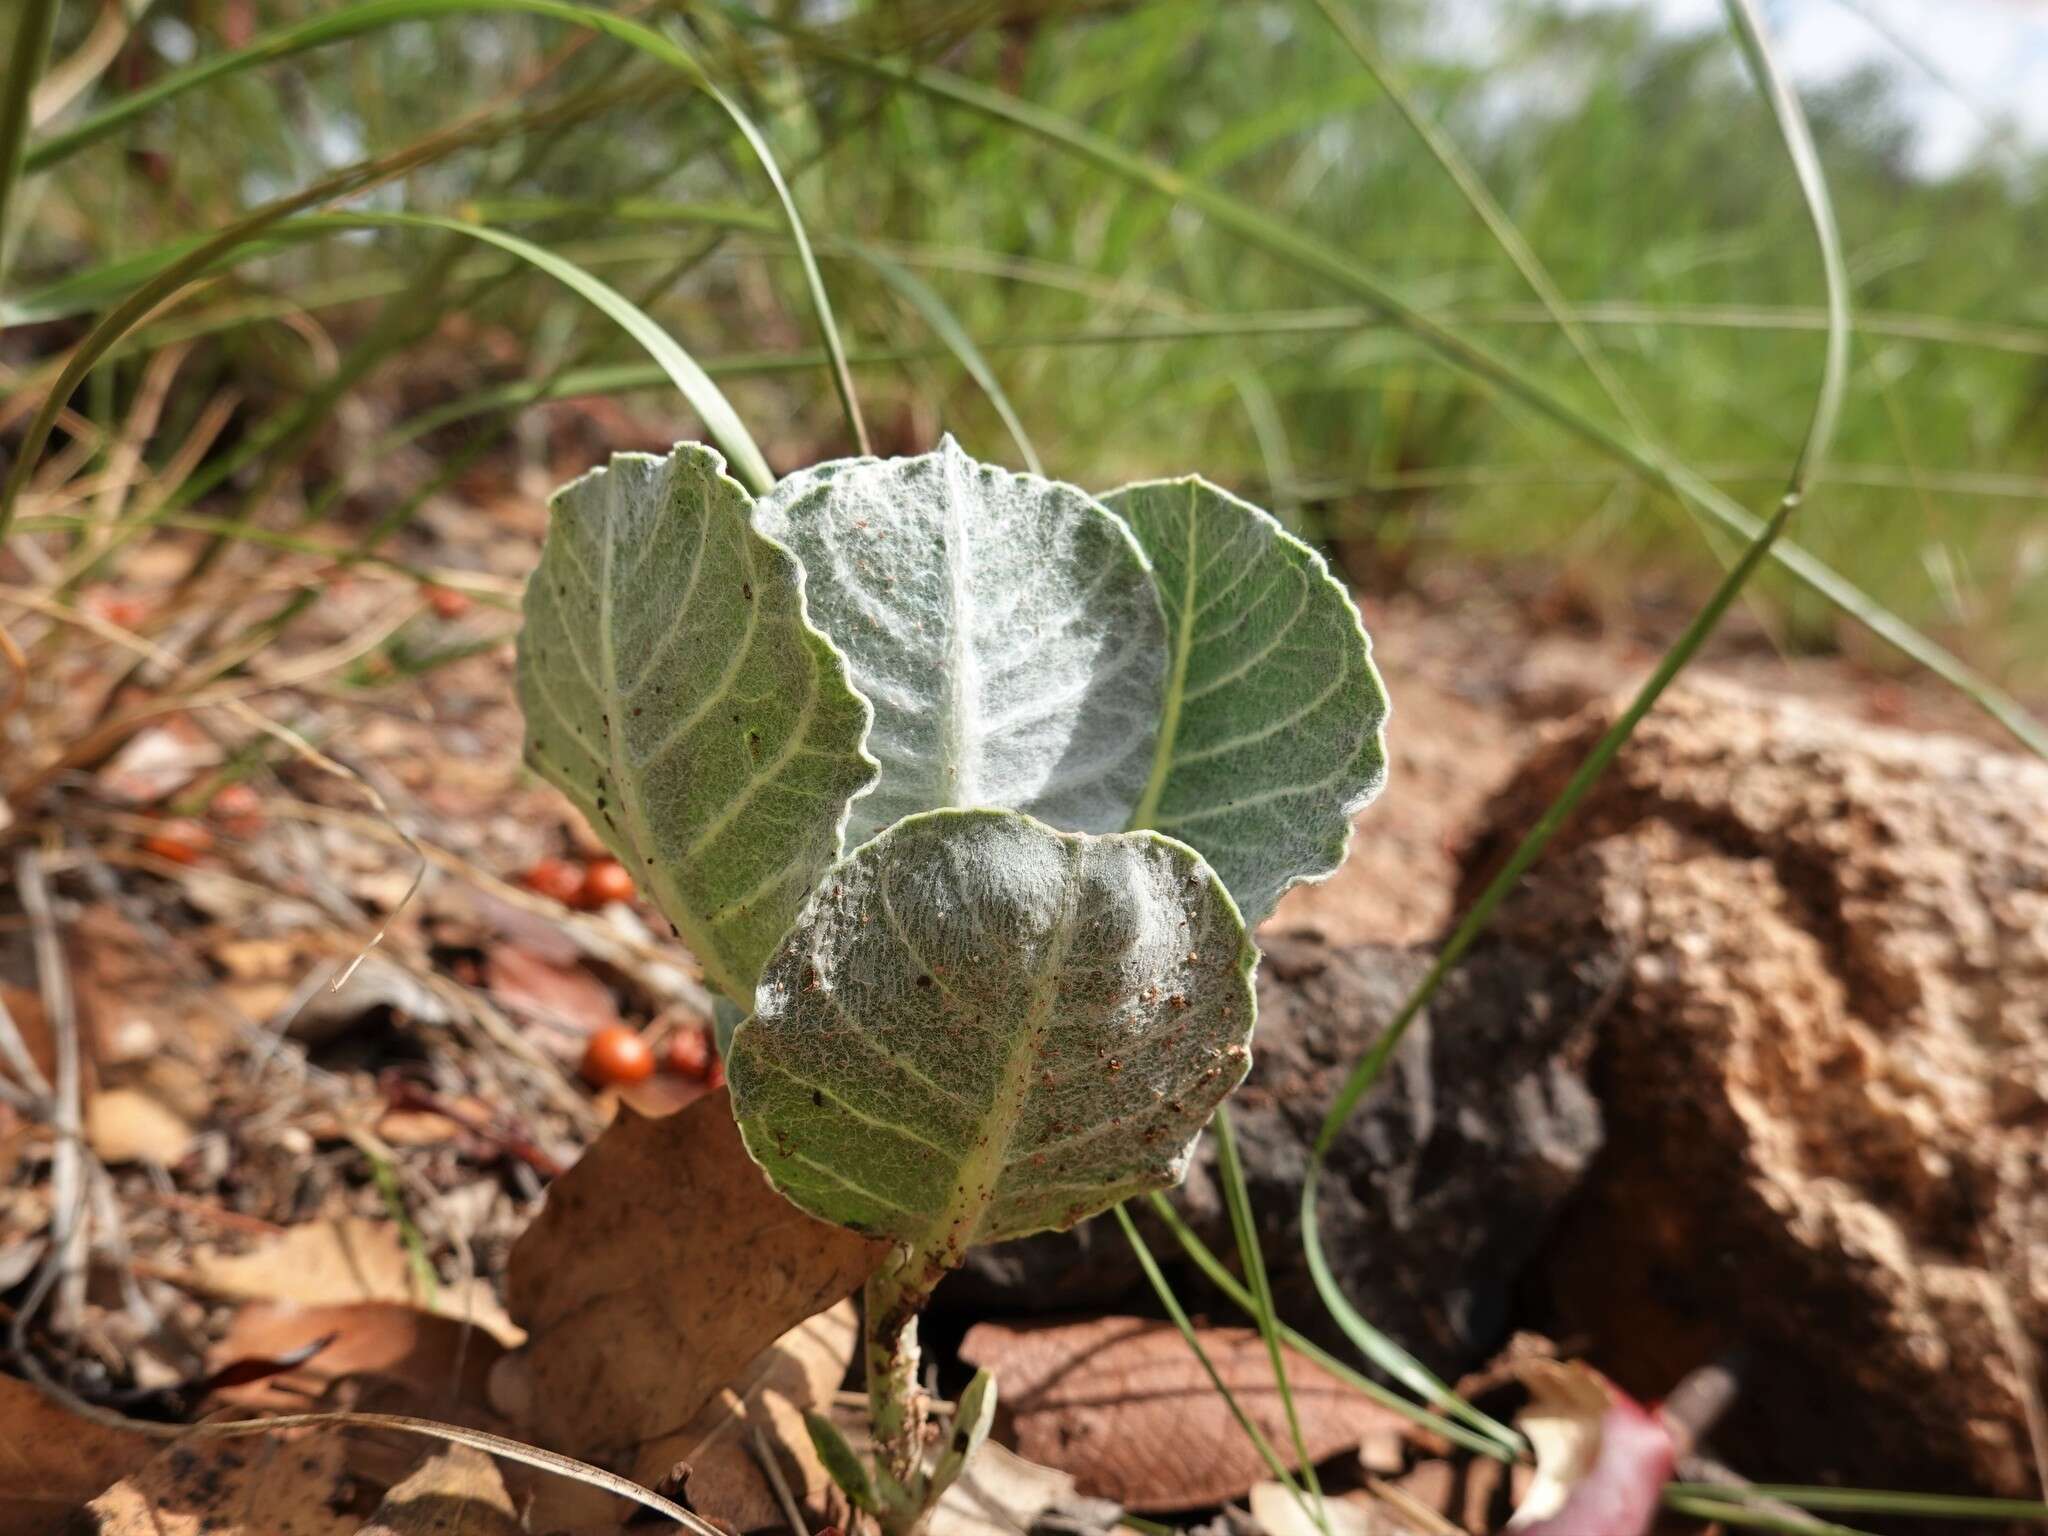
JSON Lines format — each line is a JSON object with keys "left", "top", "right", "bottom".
{"left": 517, "top": 437, "right": 1388, "bottom": 1533}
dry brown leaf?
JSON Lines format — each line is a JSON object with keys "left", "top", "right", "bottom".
{"left": 501, "top": 1090, "right": 885, "bottom": 1466}
{"left": 0, "top": 1374, "right": 154, "bottom": 1535}
{"left": 208, "top": 1300, "right": 509, "bottom": 1415}
{"left": 82, "top": 1427, "right": 357, "bottom": 1535}
{"left": 929, "top": 1440, "right": 1092, "bottom": 1536}
{"left": 1249, "top": 1482, "right": 1404, "bottom": 1536}
{"left": 85, "top": 1085, "right": 196, "bottom": 1164}
{"left": 484, "top": 944, "right": 618, "bottom": 1038}
{"left": 960, "top": 1317, "right": 1413, "bottom": 1512}
{"left": 356, "top": 1445, "right": 521, "bottom": 1536}
{"left": 512, "top": 1301, "right": 856, "bottom": 1534}
{"left": 633, "top": 1301, "right": 859, "bottom": 1529}
{"left": 188, "top": 1216, "right": 519, "bottom": 1345}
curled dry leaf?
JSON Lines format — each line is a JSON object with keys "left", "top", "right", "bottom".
{"left": 358, "top": 1445, "right": 522, "bottom": 1536}
{"left": 1505, "top": 1360, "right": 1672, "bottom": 1536}
{"left": 0, "top": 1374, "right": 153, "bottom": 1536}
{"left": 960, "top": 1317, "right": 1413, "bottom": 1513}
{"left": 501, "top": 1089, "right": 886, "bottom": 1464}
{"left": 187, "top": 1215, "right": 520, "bottom": 1345}
{"left": 82, "top": 1426, "right": 357, "bottom": 1536}
{"left": 207, "top": 1301, "right": 508, "bottom": 1416}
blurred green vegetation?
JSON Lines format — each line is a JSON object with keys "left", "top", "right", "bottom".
{"left": 7, "top": 0, "right": 2045, "bottom": 685}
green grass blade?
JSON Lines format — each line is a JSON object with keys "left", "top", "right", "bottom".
{"left": 1663, "top": 1492, "right": 1882, "bottom": 1536}
{"left": 1111, "top": 1203, "right": 1317, "bottom": 1509}
{"left": 0, "top": 0, "right": 59, "bottom": 279}
{"left": 317, "top": 211, "right": 770, "bottom": 488}
{"left": 859, "top": 245, "right": 1040, "bottom": 473}
{"left": 0, "top": 197, "right": 772, "bottom": 539}
{"left": 22, "top": 0, "right": 867, "bottom": 455}
{"left": 1214, "top": 1107, "right": 1328, "bottom": 1533}
{"left": 1294, "top": 0, "right": 1856, "bottom": 1417}
{"left": 1140, "top": 1192, "right": 1514, "bottom": 1461}
{"left": 775, "top": 31, "right": 2047, "bottom": 760}
{"left": 1667, "top": 1483, "right": 2048, "bottom": 1522}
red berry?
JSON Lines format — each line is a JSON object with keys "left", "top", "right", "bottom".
{"left": 579, "top": 858, "right": 635, "bottom": 908}
{"left": 666, "top": 1025, "right": 711, "bottom": 1081}
{"left": 581, "top": 1025, "right": 655, "bottom": 1088}
{"left": 521, "top": 857, "right": 584, "bottom": 904}
{"left": 423, "top": 584, "right": 472, "bottom": 619}
{"left": 141, "top": 818, "right": 213, "bottom": 864}
{"left": 705, "top": 1052, "right": 725, "bottom": 1090}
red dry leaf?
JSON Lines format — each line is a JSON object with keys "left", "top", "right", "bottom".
{"left": 959, "top": 1317, "right": 1414, "bottom": 1512}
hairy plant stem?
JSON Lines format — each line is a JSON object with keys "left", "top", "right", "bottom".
{"left": 864, "top": 1262, "right": 928, "bottom": 1506}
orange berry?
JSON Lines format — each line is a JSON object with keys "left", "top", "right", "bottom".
{"left": 521, "top": 857, "right": 584, "bottom": 905}
{"left": 579, "top": 858, "right": 634, "bottom": 908}
{"left": 423, "top": 584, "right": 472, "bottom": 619}
{"left": 666, "top": 1025, "right": 711, "bottom": 1081}
{"left": 580, "top": 1025, "right": 655, "bottom": 1088}
{"left": 141, "top": 818, "right": 213, "bottom": 864}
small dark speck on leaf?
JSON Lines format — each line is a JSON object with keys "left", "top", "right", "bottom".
{"left": 742, "top": 581, "right": 753, "bottom": 600}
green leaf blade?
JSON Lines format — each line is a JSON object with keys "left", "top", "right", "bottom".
{"left": 517, "top": 443, "right": 877, "bottom": 1003}
{"left": 754, "top": 438, "right": 1169, "bottom": 846}
{"left": 727, "top": 809, "right": 1256, "bottom": 1257}
{"left": 1105, "top": 478, "right": 1389, "bottom": 925}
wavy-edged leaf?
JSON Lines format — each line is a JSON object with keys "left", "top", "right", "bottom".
{"left": 1103, "top": 478, "right": 1389, "bottom": 924}
{"left": 727, "top": 809, "right": 1255, "bottom": 1255}
{"left": 753, "top": 438, "right": 1169, "bottom": 847}
{"left": 517, "top": 444, "right": 877, "bottom": 1003}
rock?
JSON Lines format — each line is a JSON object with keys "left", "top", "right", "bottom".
{"left": 945, "top": 920, "right": 1614, "bottom": 1374}
{"left": 1464, "top": 679, "right": 2048, "bottom": 1500}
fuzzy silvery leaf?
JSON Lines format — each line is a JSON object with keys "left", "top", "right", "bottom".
{"left": 727, "top": 809, "right": 1256, "bottom": 1255}
{"left": 1103, "top": 478, "right": 1390, "bottom": 925}
{"left": 753, "top": 437, "right": 1169, "bottom": 847}
{"left": 518, "top": 444, "right": 878, "bottom": 1003}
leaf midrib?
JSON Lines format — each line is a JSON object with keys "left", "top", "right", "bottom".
{"left": 597, "top": 470, "right": 747, "bottom": 1003}
{"left": 928, "top": 836, "right": 1083, "bottom": 1259}
{"left": 1130, "top": 482, "right": 1199, "bottom": 830}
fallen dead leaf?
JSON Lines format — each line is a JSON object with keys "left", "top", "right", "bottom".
{"left": 633, "top": 1300, "right": 859, "bottom": 1527}
{"left": 85, "top": 1085, "right": 197, "bottom": 1164}
{"left": 82, "top": 1426, "right": 357, "bottom": 1535}
{"left": 931, "top": 1439, "right": 1112, "bottom": 1536}
{"left": 95, "top": 715, "right": 217, "bottom": 804}
{"left": 207, "top": 1300, "right": 508, "bottom": 1415}
{"left": 357, "top": 1445, "right": 522, "bottom": 1536}
{"left": 513, "top": 1301, "right": 858, "bottom": 1534}
{"left": 1249, "top": 1482, "right": 1400, "bottom": 1536}
{"left": 960, "top": 1317, "right": 1414, "bottom": 1512}
{"left": 484, "top": 943, "right": 619, "bottom": 1039}
{"left": 499, "top": 1090, "right": 885, "bottom": 1465}
{"left": 0, "top": 1374, "right": 154, "bottom": 1535}
{"left": 187, "top": 1215, "right": 519, "bottom": 1345}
